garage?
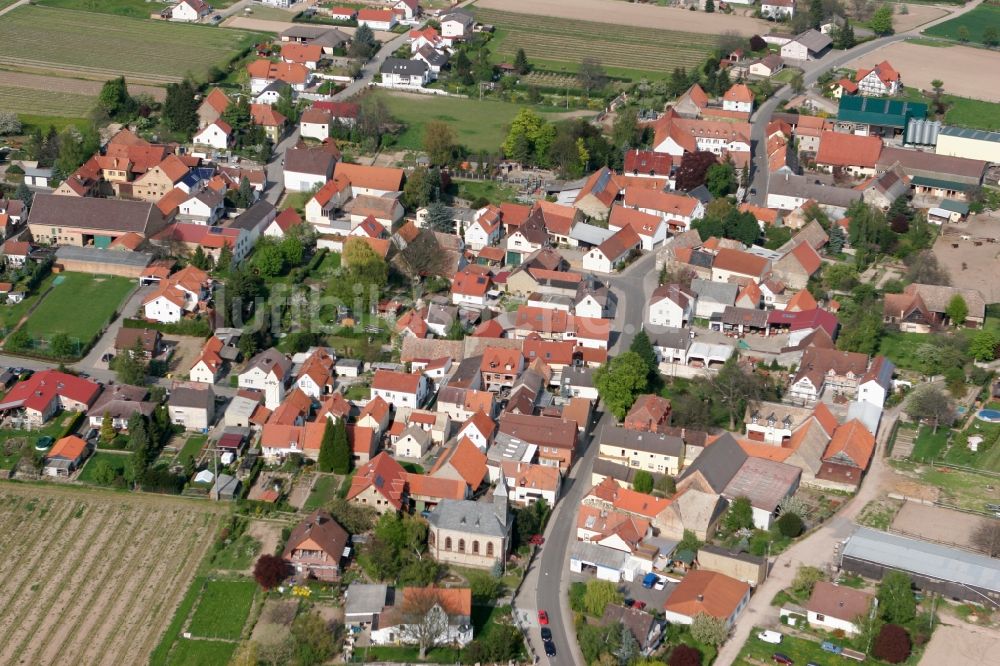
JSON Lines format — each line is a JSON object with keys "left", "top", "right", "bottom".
{"left": 570, "top": 541, "right": 627, "bottom": 582}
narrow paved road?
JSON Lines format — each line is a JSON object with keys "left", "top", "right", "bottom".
{"left": 526, "top": 251, "right": 660, "bottom": 664}
{"left": 748, "top": 0, "right": 987, "bottom": 205}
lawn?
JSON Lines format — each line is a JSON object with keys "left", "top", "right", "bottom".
{"left": 13, "top": 114, "right": 90, "bottom": 135}
{"left": 207, "top": 531, "right": 261, "bottom": 570}
{"left": 473, "top": 8, "right": 718, "bottom": 80}
{"left": 0, "top": 411, "right": 79, "bottom": 469}
{"left": 376, "top": 90, "right": 564, "bottom": 152}
{"left": 451, "top": 179, "right": 519, "bottom": 205}
{"left": 77, "top": 451, "right": 129, "bottom": 484}
{"left": 187, "top": 579, "right": 256, "bottom": 639}
{"left": 894, "top": 458, "right": 1000, "bottom": 512}
{"left": 18, "top": 272, "right": 133, "bottom": 352}
{"left": 0, "top": 6, "right": 259, "bottom": 84}
{"left": 0, "top": 274, "right": 53, "bottom": 333}
{"left": 177, "top": 434, "right": 208, "bottom": 463}
{"left": 910, "top": 425, "right": 951, "bottom": 461}
{"left": 308, "top": 250, "right": 341, "bottom": 279}
{"left": 735, "top": 630, "right": 850, "bottom": 666}
{"left": 923, "top": 4, "right": 1000, "bottom": 46}
{"left": 303, "top": 474, "right": 340, "bottom": 511}
{"left": 878, "top": 330, "right": 930, "bottom": 372}
{"left": 165, "top": 639, "right": 237, "bottom": 666}
{"left": 898, "top": 86, "right": 1000, "bottom": 131}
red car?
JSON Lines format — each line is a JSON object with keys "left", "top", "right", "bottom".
{"left": 538, "top": 610, "right": 549, "bottom": 625}
{"left": 632, "top": 600, "right": 647, "bottom": 610}
{"left": 530, "top": 535, "right": 545, "bottom": 546}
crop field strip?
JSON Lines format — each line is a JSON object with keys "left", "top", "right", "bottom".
{"left": 0, "top": 485, "right": 225, "bottom": 666}
{"left": 0, "top": 84, "right": 96, "bottom": 118}
{"left": 0, "top": 6, "right": 257, "bottom": 84}
{"left": 473, "top": 8, "right": 718, "bottom": 74}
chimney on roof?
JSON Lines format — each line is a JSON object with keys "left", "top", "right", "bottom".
{"left": 697, "top": 594, "right": 704, "bottom": 602}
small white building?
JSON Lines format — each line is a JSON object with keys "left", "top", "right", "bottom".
{"left": 394, "top": 426, "right": 433, "bottom": 459}
{"left": 648, "top": 284, "right": 693, "bottom": 329}
{"left": 379, "top": 58, "right": 430, "bottom": 89}
{"left": 371, "top": 370, "right": 430, "bottom": 410}
{"left": 192, "top": 120, "right": 231, "bottom": 150}
{"left": 805, "top": 582, "right": 876, "bottom": 636}
{"left": 169, "top": 0, "right": 212, "bottom": 22}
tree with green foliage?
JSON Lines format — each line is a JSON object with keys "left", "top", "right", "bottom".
{"left": 832, "top": 19, "right": 856, "bottom": 49}
{"left": 422, "top": 120, "right": 456, "bottom": 166}
{"left": 984, "top": 26, "right": 1000, "bottom": 48}
{"left": 275, "top": 84, "right": 299, "bottom": 124}
{"left": 777, "top": 511, "right": 804, "bottom": 537}
{"left": 56, "top": 125, "right": 101, "bottom": 177}
{"left": 318, "top": 419, "right": 337, "bottom": 473}
{"left": 878, "top": 571, "right": 917, "bottom": 625}
{"left": 870, "top": 4, "right": 894, "bottom": 36}
{"left": 970, "top": 329, "right": 1000, "bottom": 362}
{"left": 91, "top": 460, "right": 118, "bottom": 486}
{"left": 723, "top": 496, "right": 754, "bottom": 533}
{"left": 110, "top": 340, "right": 147, "bottom": 385}
{"left": 0, "top": 111, "right": 20, "bottom": 136}
{"left": 162, "top": 79, "right": 198, "bottom": 135}
{"left": 514, "top": 47, "right": 530, "bottom": 75}
{"left": 100, "top": 411, "right": 116, "bottom": 444}
{"left": 513, "top": 498, "right": 550, "bottom": 547}
{"left": 98, "top": 76, "right": 137, "bottom": 120}
{"left": 291, "top": 610, "right": 341, "bottom": 666}
{"left": 349, "top": 24, "right": 378, "bottom": 59}
{"left": 828, "top": 224, "right": 846, "bottom": 254}
{"left": 655, "top": 474, "right": 677, "bottom": 497}
{"left": 691, "top": 613, "right": 729, "bottom": 646}
{"left": 424, "top": 201, "right": 453, "bottom": 233}
{"left": 945, "top": 294, "right": 968, "bottom": 327}
{"left": 957, "top": 25, "right": 970, "bottom": 42}
{"left": 791, "top": 565, "right": 825, "bottom": 599}
{"left": 629, "top": 329, "right": 658, "bottom": 380}
{"left": 502, "top": 108, "right": 555, "bottom": 166}
{"left": 280, "top": 235, "right": 304, "bottom": 267}
{"left": 584, "top": 579, "right": 623, "bottom": 616}
{"left": 49, "top": 333, "right": 74, "bottom": 358}
{"left": 190, "top": 245, "right": 209, "bottom": 270}
{"left": 253, "top": 241, "right": 286, "bottom": 277}
{"left": 14, "top": 182, "right": 33, "bottom": 212}
{"left": 809, "top": 0, "right": 824, "bottom": 28}
{"left": 361, "top": 512, "right": 431, "bottom": 583}
{"left": 705, "top": 162, "right": 736, "bottom": 198}
{"left": 632, "top": 470, "right": 654, "bottom": 494}
{"left": 905, "top": 383, "right": 954, "bottom": 433}
{"left": 403, "top": 165, "right": 436, "bottom": 209}
{"left": 331, "top": 418, "right": 351, "bottom": 474}
{"left": 710, "top": 357, "right": 763, "bottom": 429}
{"left": 595, "top": 352, "right": 650, "bottom": 420}
{"left": 678, "top": 528, "right": 702, "bottom": 554}
{"left": 612, "top": 107, "right": 639, "bottom": 149}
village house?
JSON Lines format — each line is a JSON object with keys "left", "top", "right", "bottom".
{"left": 805, "top": 582, "right": 876, "bottom": 635}
{"left": 247, "top": 59, "right": 312, "bottom": 94}
{"left": 28, "top": 194, "right": 167, "bottom": 247}
{"left": 86, "top": 384, "right": 155, "bottom": 431}
{"left": 500, "top": 460, "right": 561, "bottom": 506}
{"left": 582, "top": 226, "right": 642, "bottom": 274}
{"left": 428, "top": 436, "right": 488, "bottom": 494}
{"left": 167, "top": 383, "right": 215, "bottom": 431}
{"left": 427, "top": 479, "right": 512, "bottom": 568}
{"left": 608, "top": 205, "right": 667, "bottom": 251}
{"left": 347, "top": 452, "right": 408, "bottom": 514}
{"left": 624, "top": 395, "right": 673, "bottom": 434}
{"left": 789, "top": 348, "right": 871, "bottom": 403}
{"left": 883, "top": 283, "right": 986, "bottom": 331}
{"left": 283, "top": 147, "right": 336, "bottom": 192}
{"left": 855, "top": 60, "right": 901, "bottom": 97}
{"left": 283, "top": 510, "right": 349, "bottom": 582}
{"left": 662, "top": 570, "right": 751, "bottom": 628}
{"left": 197, "top": 88, "right": 230, "bottom": 129}
{"left": 167, "top": 0, "right": 212, "bottom": 23}
{"left": 44, "top": 435, "right": 90, "bottom": 477}
{"left": 711, "top": 248, "right": 770, "bottom": 284}
{"left": 815, "top": 132, "right": 883, "bottom": 177}
{"left": 380, "top": 58, "right": 430, "bottom": 88}
{"left": 189, "top": 337, "right": 225, "bottom": 384}
{"left": 598, "top": 425, "right": 685, "bottom": 476}
{"left": 0, "top": 371, "right": 99, "bottom": 426}
{"left": 497, "top": 412, "right": 579, "bottom": 471}
{"left": 239, "top": 348, "right": 292, "bottom": 410}
{"left": 624, "top": 188, "right": 704, "bottom": 233}
{"left": 648, "top": 284, "right": 694, "bottom": 328}
{"left": 192, "top": 120, "right": 231, "bottom": 151}
{"left": 440, "top": 8, "right": 474, "bottom": 41}
{"left": 370, "top": 587, "right": 473, "bottom": 649}
{"left": 371, "top": 370, "right": 430, "bottom": 409}
{"left": 781, "top": 29, "right": 832, "bottom": 61}
{"left": 357, "top": 8, "right": 397, "bottom": 30}
{"left": 722, "top": 83, "right": 754, "bottom": 114}
{"left": 294, "top": 348, "right": 336, "bottom": 399}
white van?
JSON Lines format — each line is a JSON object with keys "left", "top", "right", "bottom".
{"left": 758, "top": 630, "right": 783, "bottom": 644}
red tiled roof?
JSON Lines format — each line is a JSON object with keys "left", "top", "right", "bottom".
{"left": 723, "top": 83, "right": 754, "bottom": 103}
{"left": 47, "top": 435, "right": 87, "bottom": 461}
{"left": 596, "top": 225, "right": 642, "bottom": 261}
{"left": 346, "top": 452, "right": 406, "bottom": 508}
{"left": 372, "top": 369, "right": 422, "bottom": 394}
{"left": 0, "top": 370, "right": 101, "bottom": 414}
{"left": 251, "top": 104, "right": 287, "bottom": 127}
{"left": 816, "top": 132, "right": 882, "bottom": 168}
{"left": 624, "top": 188, "right": 700, "bottom": 218}
{"left": 281, "top": 42, "right": 323, "bottom": 64}
{"left": 246, "top": 59, "right": 310, "bottom": 85}
{"left": 201, "top": 88, "right": 230, "bottom": 114}
{"left": 823, "top": 419, "right": 876, "bottom": 470}
{"left": 334, "top": 162, "right": 404, "bottom": 193}
{"left": 609, "top": 205, "right": 663, "bottom": 238}
{"left": 713, "top": 248, "right": 769, "bottom": 278}
{"left": 624, "top": 149, "right": 673, "bottom": 176}
{"left": 663, "top": 570, "right": 750, "bottom": 619}
{"left": 452, "top": 266, "right": 492, "bottom": 297}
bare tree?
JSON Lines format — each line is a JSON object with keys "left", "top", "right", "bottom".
{"left": 710, "top": 358, "right": 764, "bottom": 429}
{"left": 972, "top": 519, "right": 1000, "bottom": 557}
{"left": 578, "top": 57, "right": 607, "bottom": 94}
{"left": 399, "top": 588, "right": 452, "bottom": 659}
{"left": 904, "top": 250, "right": 951, "bottom": 286}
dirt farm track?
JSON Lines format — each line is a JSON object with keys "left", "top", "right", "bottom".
{"left": 0, "top": 483, "right": 225, "bottom": 666}
{"left": 475, "top": 0, "right": 774, "bottom": 36}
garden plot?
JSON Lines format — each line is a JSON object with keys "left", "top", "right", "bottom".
{"left": 0, "top": 483, "right": 225, "bottom": 666}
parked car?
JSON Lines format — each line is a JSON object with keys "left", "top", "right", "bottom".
{"left": 758, "top": 630, "right": 783, "bottom": 644}
{"left": 540, "top": 627, "right": 552, "bottom": 641}
{"left": 642, "top": 572, "right": 659, "bottom": 589}
{"left": 544, "top": 640, "right": 556, "bottom": 657}
{"left": 821, "top": 642, "right": 842, "bottom": 654}
{"left": 624, "top": 598, "right": 635, "bottom": 608}
{"left": 772, "top": 654, "right": 793, "bottom": 665}
{"left": 633, "top": 600, "right": 647, "bottom": 610}
{"left": 84, "top": 428, "right": 98, "bottom": 441}
{"left": 537, "top": 610, "right": 548, "bottom": 625}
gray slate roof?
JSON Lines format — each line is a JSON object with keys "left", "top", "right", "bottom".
{"left": 426, "top": 498, "right": 510, "bottom": 537}
{"left": 768, "top": 173, "right": 862, "bottom": 208}
{"left": 843, "top": 527, "right": 1000, "bottom": 593}
{"left": 678, "top": 433, "right": 747, "bottom": 493}
{"left": 601, "top": 425, "right": 684, "bottom": 457}
{"left": 30, "top": 193, "right": 164, "bottom": 235}
{"left": 56, "top": 246, "right": 153, "bottom": 268}
{"left": 380, "top": 58, "right": 428, "bottom": 76}
{"left": 345, "top": 583, "right": 389, "bottom": 618}
{"left": 690, "top": 278, "right": 738, "bottom": 305}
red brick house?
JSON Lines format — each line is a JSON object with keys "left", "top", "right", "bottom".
{"left": 283, "top": 509, "right": 350, "bottom": 582}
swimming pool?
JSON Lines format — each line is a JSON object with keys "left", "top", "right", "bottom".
{"left": 977, "top": 409, "right": 1000, "bottom": 423}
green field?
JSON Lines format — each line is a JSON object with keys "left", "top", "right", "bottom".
{"left": 36, "top": 0, "right": 237, "bottom": 19}
{"left": 303, "top": 474, "right": 339, "bottom": 511}
{"left": 165, "top": 639, "right": 237, "bottom": 666}
{"left": 177, "top": 434, "right": 208, "bottom": 463}
{"left": 187, "top": 579, "right": 256, "bottom": 639}
{"left": 910, "top": 425, "right": 950, "bottom": 461}
{"left": 0, "top": 6, "right": 258, "bottom": 84}
{"left": 77, "top": 451, "right": 129, "bottom": 484}
{"left": 473, "top": 8, "right": 718, "bottom": 80}
{"left": 897, "top": 86, "right": 1000, "bottom": 131}
{"left": 376, "top": 91, "right": 567, "bottom": 152}
{"left": 735, "top": 630, "right": 853, "bottom": 666}
{"left": 20, "top": 273, "right": 133, "bottom": 348}
{"left": 923, "top": 4, "right": 1000, "bottom": 46}
{"left": 0, "top": 84, "right": 97, "bottom": 119}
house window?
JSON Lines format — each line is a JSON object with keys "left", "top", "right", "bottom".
{"left": 458, "top": 539, "right": 466, "bottom": 552}
{"left": 445, "top": 537, "right": 452, "bottom": 550}
{"left": 472, "top": 541, "right": 480, "bottom": 554}
{"left": 487, "top": 542, "right": 494, "bottom": 556}
{"left": 815, "top": 613, "right": 825, "bottom": 621}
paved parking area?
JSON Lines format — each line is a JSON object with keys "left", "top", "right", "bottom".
{"left": 568, "top": 571, "right": 677, "bottom": 611}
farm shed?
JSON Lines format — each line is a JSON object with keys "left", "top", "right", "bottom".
{"left": 55, "top": 246, "right": 154, "bottom": 279}
{"left": 840, "top": 527, "right": 1000, "bottom": 608}
{"left": 570, "top": 541, "right": 627, "bottom": 582}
